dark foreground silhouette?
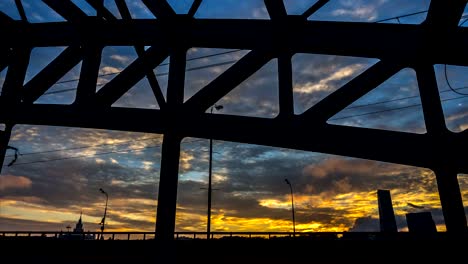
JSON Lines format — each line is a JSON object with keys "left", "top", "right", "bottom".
{"left": 1, "top": 233, "right": 466, "bottom": 264}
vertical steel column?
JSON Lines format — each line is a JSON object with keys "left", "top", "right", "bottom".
{"left": 0, "top": 47, "right": 29, "bottom": 175}
{"left": 0, "top": 124, "right": 13, "bottom": 174}
{"left": 74, "top": 45, "right": 102, "bottom": 106}
{"left": 416, "top": 64, "right": 467, "bottom": 232}
{"left": 434, "top": 168, "right": 467, "bottom": 233}
{"left": 155, "top": 49, "right": 186, "bottom": 240}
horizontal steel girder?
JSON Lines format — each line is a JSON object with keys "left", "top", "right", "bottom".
{"left": 0, "top": 104, "right": 466, "bottom": 174}
{"left": 1, "top": 19, "right": 467, "bottom": 66}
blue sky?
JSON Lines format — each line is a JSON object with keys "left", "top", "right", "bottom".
{"left": 0, "top": 0, "right": 467, "bottom": 234}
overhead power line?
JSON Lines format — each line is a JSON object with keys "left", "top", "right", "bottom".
{"left": 374, "top": 10, "right": 428, "bottom": 23}
{"left": 4, "top": 94, "right": 467, "bottom": 167}
{"left": 4, "top": 138, "right": 205, "bottom": 167}
{"left": 44, "top": 59, "right": 238, "bottom": 96}
{"left": 444, "top": 65, "right": 468, "bottom": 96}
{"left": 53, "top": 49, "right": 243, "bottom": 86}
{"left": 330, "top": 95, "right": 467, "bottom": 121}
{"left": 5, "top": 136, "right": 161, "bottom": 158}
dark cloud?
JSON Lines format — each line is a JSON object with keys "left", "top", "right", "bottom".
{"left": 1, "top": 0, "right": 466, "bottom": 233}
{"left": 0, "top": 175, "right": 32, "bottom": 190}
{"left": 0, "top": 217, "right": 67, "bottom": 232}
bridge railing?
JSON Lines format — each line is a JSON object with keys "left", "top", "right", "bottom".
{"left": 0, "top": 231, "right": 361, "bottom": 240}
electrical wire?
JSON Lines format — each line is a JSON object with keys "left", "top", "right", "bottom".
{"left": 374, "top": 10, "right": 428, "bottom": 23}
{"left": 5, "top": 136, "right": 161, "bottom": 158}
{"left": 444, "top": 64, "right": 468, "bottom": 96}
{"left": 4, "top": 93, "right": 467, "bottom": 167}
{"left": 330, "top": 95, "right": 467, "bottom": 121}
{"left": 53, "top": 49, "right": 243, "bottom": 86}
{"left": 43, "top": 60, "right": 237, "bottom": 96}
{"left": 4, "top": 138, "right": 205, "bottom": 167}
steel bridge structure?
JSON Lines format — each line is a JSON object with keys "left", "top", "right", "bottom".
{"left": 0, "top": 0, "right": 467, "bottom": 240}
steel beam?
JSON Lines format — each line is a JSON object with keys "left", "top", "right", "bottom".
{"left": 0, "top": 49, "right": 10, "bottom": 72}
{"left": 301, "top": 61, "right": 404, "bottom": 122}
{"left": 415, "top": 64, "right": 447, "bottom": 135}
{"left": 188, "top": 0, "right": 203, "bottom": 17}
{"left": 155, "top": 49, "right": 186, "bottom": 240}
{"left": 94, "top": 46, "right": 169, "bottom": 106}
{"left": 184, "top": 51, "right": 272, "bottom": 113}
{"left": 15, "top": 0, "right": 28, "bottom": 22}
{"left": 115, "top": 0, "right": 167, "bottom": 109}
{"left": 264, "top": 0, "right": 287, "bottom": 19}
{"left": 425, "top": 0, "right": 466, "bottom": 27}
{"left": 0, "top": 124, "right": 13, "bottom": 174}
{"left": 0, "top": 11, "right": 13, "bottom": 24}
{"left": 1, "top": 49, "right": 31, "bottom": 104}
{"left": 43, "top": 0, "right": 88, "bottom": 22}
{"left": 142, "top": 0, "right": 176, "bottom": 19}
{"left": 155, "top": 133, "right": 182, "bottom": 240}
{"left": 1, "top": 104, "right": 466, "bottom": 174}
{"left": 301, "top": 0, "right": 330, "bottom": 19}
{"left": 1, "top": 20, "right": 467, "bottom": 66}
{"left": 22, "top": 46, "right": 83, "bottom": 104}
{"left": 434, "top": 168, "right": 468, "bottom": 233}
{"left": 85, "top": 0, "right": 117, "bottom": 21}
{"left": 74, "top": 45, "right": 102, "bottom": 106}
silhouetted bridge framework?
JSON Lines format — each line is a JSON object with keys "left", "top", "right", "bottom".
{"left": 0, "top": 0, "right": 467, "bottom": 241}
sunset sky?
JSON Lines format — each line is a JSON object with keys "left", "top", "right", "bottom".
{"left": 0, "top": 0, "right": 467, "bottom": 235}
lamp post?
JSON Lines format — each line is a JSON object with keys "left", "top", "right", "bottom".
{"left": 99, "top": 188, "right": 108, "bottom": 240}
{"left": 207, "top": 104, "right": 223, "bottom": 239}
{"left": 284, "top": 178, "right": 296, "bottom": 236}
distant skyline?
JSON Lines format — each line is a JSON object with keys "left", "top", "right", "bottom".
{"left": 0, "top": 0, "right": 467, "bottom": 233}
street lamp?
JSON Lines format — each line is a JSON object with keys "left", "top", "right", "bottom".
{"left": 284, "top": 178, "right": 296, "bottom": 236}
{"left": 207, "top": 104, "right": 223, "bottom": 239}
{"left": 99, "top": 188, "right": 108, "bottom": 240}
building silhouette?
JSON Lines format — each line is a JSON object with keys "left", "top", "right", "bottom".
{"left": 377, "top": 190, "right": 398, "bottom": 232}
{"left": 59, "top": 212, "right": 95, "bottom": 240}
{"left": 406, "top": 212, "right": 437, "bottom": 233}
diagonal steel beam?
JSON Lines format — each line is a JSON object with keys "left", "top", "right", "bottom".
{"left": 0, "top": 11, "right": 13, "bottom": 23}
{"left": 141, "top": 0, "right": 176, "bottom": 19}
{"left": 264, "top": 0, "right": 287, "bottom": 19}
{"left": 301, "top": 0, "right": 330, "bottom": 19}
{"left": 1, "top": 48, "right": 31, "bottom": 103}
{"left": 85, "top": 0, "right": 117, "bottom": 21}
{"left": 15, "top": 0, "right": 28, "bottom": 22}
{"left": 0, "top": 49, "right": 11, "bottom": 72}
{"left": 74, "top": 46, "right": 102, "bottom": 106}
{"left": 43, "top": 0, "right": 88, "bottom": 22}
{"left": 415, "top": 64, "right": 447, "bottom": 135}
{"left": 188, "top": 0, "right": 203, "bottom": 17}
{"left": 424, "top": 0, "right": 467, "bottom": 27}
{"left": 301, "top": 60, "right": 404, "bottom": 122}
{"left": 183, "top": 51, "right": 272, "bottom": 113}
{"left": 115, "top": 0, "right": 132, "bottom": 19}
{"left": 94, "top": 46, "right": 169, "bottom": 107}
{"left": 22, "top": 46, "right": 83, "bottom": 104}
{"left": 116, "top": 0, "right": 167, "bottom": 109}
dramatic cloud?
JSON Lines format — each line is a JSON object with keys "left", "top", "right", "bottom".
{"left": 110, "top": 54, "right": 132, "bottom": 65}
{"left": 0, "top": 175, "right": 32, "bottom": 190}
{"left": 331, "top": 0, "right": 388, "bottom": 21}
{"left": 0, "top": 0, "right": 466, "bottom": 234}
{"left": 295, "top": 64, "right": 367, "bottom": 94}
{"left": 99, "top": 66, "right": 122, "bottom": 75}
